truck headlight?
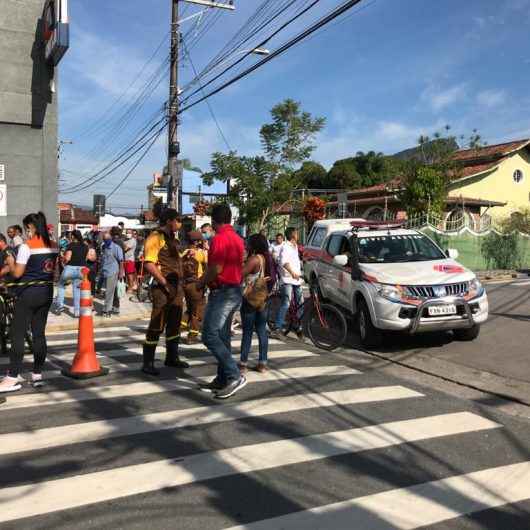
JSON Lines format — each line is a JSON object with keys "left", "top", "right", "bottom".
{"left": 375, "top": 283, "right": 402, "bottom": 302}
{"left": 468, "top": 277, "right": 484, "bottom": 298}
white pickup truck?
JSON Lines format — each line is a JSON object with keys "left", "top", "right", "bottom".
{"left": 303, "top": 220, "right": 489, "bottom": 347}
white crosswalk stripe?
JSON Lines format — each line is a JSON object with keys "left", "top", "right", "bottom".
{"left": 0, "top": 322, "right": 528, "bottom": 528}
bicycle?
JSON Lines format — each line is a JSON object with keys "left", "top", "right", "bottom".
{"left": 268, "top": 284, "right": 347, "bottom": 351}
{"left": 0, "top": 288, "right": 33, "bottom": 357}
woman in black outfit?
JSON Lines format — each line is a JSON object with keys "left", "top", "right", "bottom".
{"left": 54, "top": 230, "right": 87, "bottom": 317}
{"left": 0, "top": 212, "right": 58, "bottom": 393}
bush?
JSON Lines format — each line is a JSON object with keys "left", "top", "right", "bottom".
{"left": 480, "top": 232, "right": 521, "bottom": 270}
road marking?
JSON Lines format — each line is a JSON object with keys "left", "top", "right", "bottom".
{"left": 0, "top": 386, "right": 422, "bottom": 455}
{"left": 46, "top": 326, "right": 133, "bottom": 337}
{"left": 226, "top": 461, "right": 530, "bottom": 530}
{"left": 1, "top": 366, "right": 360, "bottom": 410}
{"left": 39, "top": 348, "right": 320, "bottom": 381}
{"left": 47, "top": 335, "right": 282, "bottom": 348}
{"left": 0, "top": 412, "right": 500, "bottom": 523}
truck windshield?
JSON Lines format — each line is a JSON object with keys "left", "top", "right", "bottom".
{"left": 356, "top": 234, "right": 446, "bottom": 263}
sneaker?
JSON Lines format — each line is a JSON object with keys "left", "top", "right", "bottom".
{"left": 237, "top": 362, "right": 248, "bottom": 374}
{"left": 0, "top": 375, "right": 22, "bottom": 393}
{"left": 31, "top": 373, "right": 45, "bottom": 388}
{"left": 215, "top": 376, "right": 247, "bottom": 399}
{"left": 296, "top": 329, "right": 304, "bottom": 341}
{"left": 256, "top": 363, "right": 268, "bottom": 374}
{"left": 112, "top": 308, "right": 120, "bottom": 315}
{"left": 198, "top": 377, "right": 225, "bottom": 393}
{"left": 53, "top": 306, "right": 65, "bottom": 316}
{"left": 269, "top": 330, "right": 284, "bottom": 341}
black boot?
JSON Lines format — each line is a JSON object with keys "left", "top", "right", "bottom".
{"left": 165, "top": 339, "right": 189, "bottom": 369}
{"left": 142, "top": 343, "right": 160, "bottom": 376}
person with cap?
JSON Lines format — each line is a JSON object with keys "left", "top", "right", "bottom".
{"left": 181, "top": 230, "right": 208, "bottom": 345}
{"left": 141, "top": 208, "right": 189, "bottom": 375}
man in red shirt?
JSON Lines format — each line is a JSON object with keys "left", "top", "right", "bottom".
{"left": 198, "top": 204, "right": 246, "bottom": 399}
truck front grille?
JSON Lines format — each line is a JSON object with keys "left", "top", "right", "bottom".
{"left": 405, "top": 282, "right": 468, "bottom": 299}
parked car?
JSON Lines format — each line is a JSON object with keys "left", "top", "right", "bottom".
{"left": 304, "top": 220, "right": 489, "bottom": 347}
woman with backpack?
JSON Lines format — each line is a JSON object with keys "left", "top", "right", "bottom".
{"left": 238, "top": 233, "right": 276, "bottom": 374}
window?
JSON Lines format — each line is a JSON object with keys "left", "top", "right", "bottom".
{"left": 327, "top": 235, "right": 348, "bottom": 257}
{"left": 513, "top": 169, "right": 524, "bottom": 184}
{"left": 356, "top": 234, "right": 446, "bottom": 263}
{"left": 308, "top": 227, "right": 326, "bottom": 248}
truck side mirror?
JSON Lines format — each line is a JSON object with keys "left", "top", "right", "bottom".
{"left": 446, "top": 248, "right": 459, "bottom": 260}
{"left": 332, "top": 255, "right": 348, "bottom": 267}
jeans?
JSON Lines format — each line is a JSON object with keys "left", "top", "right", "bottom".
{"left": 56, "top": 265, "right": 84, "bottom": 315}
{"left": 9, "top": 285, "right": 52, "bottom": 377}
{"left": 275, "top": 283, "right": 304, "bottom": 331}
{"left": 104, "top": 273, "right": 119, "bottom": 313}
{"left": 202, "top": 286, "right": 242, "bottom": 385}
{"left": 240, "top": 299, "right": 268, "bottom": 364}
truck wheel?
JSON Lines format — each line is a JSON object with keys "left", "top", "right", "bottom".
{"left": 358, "top": 298, "right": 383, "bottom": 348}
{"left": 453, "top": 325, "right": 480, "bottom": 341}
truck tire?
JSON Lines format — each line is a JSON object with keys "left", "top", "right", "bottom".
{"left": 357, "top": 298, "right": 383, "bottom": 348}
{"left": 453, "top": 325, "right": 480, "bottom": 341}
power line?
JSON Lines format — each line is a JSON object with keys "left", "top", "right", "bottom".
{"left": 180, "top": 0, "right": 321, "bottom": 104}
{"left": 183, "top": 42, "right": 232, "bottom": 151}
{"left": 180, "top": 0, "right": 365, "bottom": 114}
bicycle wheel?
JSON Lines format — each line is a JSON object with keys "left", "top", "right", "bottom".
{"left": 305, "top": 303, "right": 347, "bottom": 351}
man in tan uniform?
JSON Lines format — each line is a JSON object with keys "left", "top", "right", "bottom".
{"left": 142, "top": 209, "right": 189, "bottom": 375}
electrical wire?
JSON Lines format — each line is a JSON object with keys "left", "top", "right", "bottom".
{"left": 182, "top": 42, "right": 231, "bottom": 151}
{"left": 180, "top": 0, "right": 365, "bottom": 113}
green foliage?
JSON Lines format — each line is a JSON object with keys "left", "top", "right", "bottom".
{"left": 203, "top": 99, "right": 325, "bottom": 229}
{"left": 294, "top": 161, "right": 327, "bottom": 189}
{"left": 325, "top": 151, "right": 403, "bottom": 190}
{"left": 399, "top": 165, "right": 447, "bottom": 217}
{"left": 481, "top": 232, "right": 521, "bottom": 270}
{"left": 260, "top": 99, "right": 325, "bottom": 167}
{"left": 501, "top": 208, "right": 530, "bottom": 233}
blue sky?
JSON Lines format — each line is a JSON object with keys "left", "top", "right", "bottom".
{"left": 58, "top": 0, "right": 530, "bottom": 214}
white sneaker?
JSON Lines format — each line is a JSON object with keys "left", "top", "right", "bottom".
{"left": 0, "top": 375, "right": 22, "bottom": 393}
{"left": 31, "top": 373, "right": 44, "bottom": 388}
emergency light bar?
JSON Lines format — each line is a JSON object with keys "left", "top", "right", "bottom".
{"left": 350, "top": 220, "right": 405, "bottom": 231}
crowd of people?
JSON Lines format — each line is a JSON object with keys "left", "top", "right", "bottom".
{"left": 0, "top": 206, "right": 304, "bottom": 399}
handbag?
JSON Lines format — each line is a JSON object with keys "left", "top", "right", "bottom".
{"left": 244, "top": 255, "right": 269, "bottom": 311}
{"left": 116, "top": 279, "right": 127, "bottom": 299}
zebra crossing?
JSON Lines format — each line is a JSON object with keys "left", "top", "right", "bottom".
{"left": 0, "top": 321, "right": 529, "bottom": 529}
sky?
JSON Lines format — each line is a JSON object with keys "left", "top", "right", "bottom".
{"left": 58, "top": 0, "right": 530, "bottom": 215}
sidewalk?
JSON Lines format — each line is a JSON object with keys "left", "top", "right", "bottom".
{"left": 47, "top": 287, "right": 151, "bottom": 332}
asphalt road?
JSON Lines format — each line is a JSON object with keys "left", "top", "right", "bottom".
{"left": 348, "top": 280, "right": 530, "bottom": 387}
{"left": 0, "top": 320, "right": 529, "bottom": 529}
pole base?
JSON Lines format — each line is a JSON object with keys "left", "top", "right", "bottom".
{"left": 61, "top": 367, "right": 109, "bottom": 380}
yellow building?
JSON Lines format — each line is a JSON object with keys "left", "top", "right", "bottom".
{"left": 449, "top": 139, "right": 530, "bottom": 220}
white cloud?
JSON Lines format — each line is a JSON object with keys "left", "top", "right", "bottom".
{"left": 476, "top": 89, "right": 506, "bottom": 107}
{"left": 422, "top": 84, "right": 467, "bottom": 112}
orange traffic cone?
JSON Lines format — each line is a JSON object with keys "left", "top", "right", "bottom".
{"left": 62, "top": 267, "right": 109, "bottom": 379}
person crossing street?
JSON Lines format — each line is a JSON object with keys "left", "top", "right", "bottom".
{"left": 142, "top": 209, "right": 189, "bottom": 376}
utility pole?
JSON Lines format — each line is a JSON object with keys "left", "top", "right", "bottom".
{"left": 168, "top": 0, "right": 180, "bottom": 212}
{"left": 166, "top": 0, "right": 235, "bottom": 214}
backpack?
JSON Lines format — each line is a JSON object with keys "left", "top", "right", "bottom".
{"left": 182, "top": 249, "right": 200, "bottom": 282}
{"left": 243, "top": 255, "right": 269, "bottom": 312}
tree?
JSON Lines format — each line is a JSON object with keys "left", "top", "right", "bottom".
{"left": 399, "top": 165, "right": 447, "bottom": 218}
{"left": 294, "top": 161, "right": 327, "bottom": 189}
{"left": 326, "top": 151, "right": 403, "bottom": 190}
{"left": 203, "top": 99, "right": 325, "bottom": 229}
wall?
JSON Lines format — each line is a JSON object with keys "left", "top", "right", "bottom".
{"left": 448, "top": 150, "right": 530, "bottom": 219}
{"left": 0, "top": 0, "right": 58, "bottom": 234}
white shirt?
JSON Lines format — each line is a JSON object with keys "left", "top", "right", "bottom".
{"left": 271, "top": 242, "right": 284, "bottom": 262}
{"left": 279, "top": 240, "right": 302, "bottom": 286}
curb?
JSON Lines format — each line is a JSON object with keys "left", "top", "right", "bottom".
{"left": 47, "top": 308, "right": 151, "bottom": 332}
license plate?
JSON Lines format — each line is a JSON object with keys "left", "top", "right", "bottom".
{"left": 428, "top": 304, "right": 457, "bottom": 316}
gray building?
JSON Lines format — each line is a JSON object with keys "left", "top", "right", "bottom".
{"left": 0, "top": 0, "right": 58, "bottom": 234}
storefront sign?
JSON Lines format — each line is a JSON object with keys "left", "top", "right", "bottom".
{"left": 43, "top": 0, "right": 69, "bottom": 66}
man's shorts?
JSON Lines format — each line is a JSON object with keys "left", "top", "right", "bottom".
{"left": 124, "top": 260, "right": 136, "bottom": 275}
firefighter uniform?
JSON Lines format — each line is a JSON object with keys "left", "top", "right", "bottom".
{"left": 142, "top": 228, "right": 188, "bottom": 374}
